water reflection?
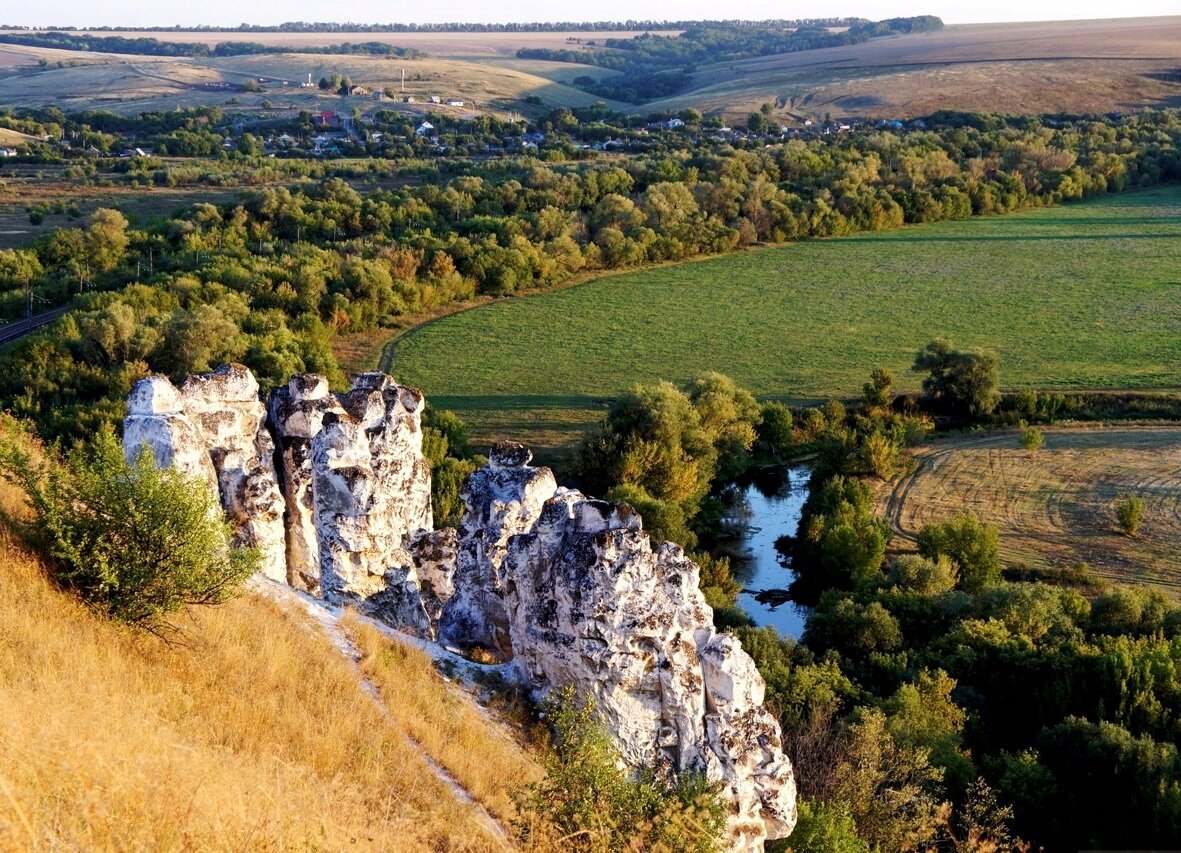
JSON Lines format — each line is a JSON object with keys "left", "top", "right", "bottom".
{"left": 716, "top": 464, "right": 813, "bottom": 638}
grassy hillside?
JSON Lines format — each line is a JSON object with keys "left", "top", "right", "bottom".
{"left": 2, "top": 18, "right": 1179, "bottom": 117}
{"left": 645, "top": 16, "right": 1181, "bottom": 122}
{"left": 0, "top": 469, "right": 536, "bottom": 849}
{"left": 0, "top": 48, "right": 625, "bottom": 115}
{"left": 386, "top": 185, "right": 1181, "bottom": 459}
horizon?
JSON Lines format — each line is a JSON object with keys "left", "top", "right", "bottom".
{"left": 3, "top": 2, "right": 1180, "bottom": 30}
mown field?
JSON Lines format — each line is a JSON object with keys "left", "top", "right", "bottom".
{"left": 877, "top": 425, "right": 1181, "bottom": 595}
{"left": 2, "top": 18, "right": 1179, "bottom": 119}
{"left": 646, "top": 16, "right": 1181, "bottom": 121}
{"left": 387, "top": 185, "right": 1181, "bottom": 459}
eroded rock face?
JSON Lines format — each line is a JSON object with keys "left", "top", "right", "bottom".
{"left": 311, "top": 372, "right": 433, "bottom": 600}
{"left": 179, "top": 364, "right": 287, "bottom": 583}
{"left": 124, "top": 368, "right": 287, "bottom": 582}
{"left": 123, "top": 370, "right": 795, "bottom": 848}
{"left": 490, "top": 456, "right": 796, "bottom": 849}
{"left": 269, "top": 374, "right": 343, "bottom": 593}
{"left": 437, "top": 441, "right": 558, "bottom": 656}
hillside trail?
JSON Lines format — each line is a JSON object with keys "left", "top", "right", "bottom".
{"left": 249, "top": 576, "right": 514, "bottom": 849}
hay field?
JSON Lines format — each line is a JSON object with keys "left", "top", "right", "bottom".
{"left": 3, "top": 18, "right": 1180, "bottom": 117}
{"left": 878, "top": 426, "right": 1181, "bottom": 594}
{"left": 646, "top": 16, "right": 1181, "bottom": 120}
{"left": 68, "top": 29, "right": 665, "bottom": 58}
{"left": 0, "top": 48, "right": 623, "bottom": 114}
{"left": 386, "top": 185, "right": 1181, "bottom": 462}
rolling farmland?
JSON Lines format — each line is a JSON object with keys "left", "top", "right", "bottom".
{"left": 0, "top": 17, "right": 1179, "bottom": 118}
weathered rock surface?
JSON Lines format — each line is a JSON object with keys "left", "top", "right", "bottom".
{"left": 178, "top": 364, "right": 287, "bottom": 583}
{"left": 497, "top": 474, "right": 797, "bottom": 849}
{"left": 124, "top": 367, "right": 287, "bottom": 582}
{"left": 123, "top": 369, "right": 796, "bottom": 849}
{"left": 268, "top": 374, "right": 343, "bottom": 593}
{"left": 311, "top": 372, "right": 433, "bottom": 600}
{"left": 437, "top": 441, "right": 558, "bottom": 657}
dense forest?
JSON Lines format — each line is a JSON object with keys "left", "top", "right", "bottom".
{"left": 0, "top": 88, "right": 1179, "bottom": 850}
{"left": 568, "top": 352, "right": 1181, "bottom": 850}
{"left": 1, "top": 108, "right": 1178, "bottom": 447}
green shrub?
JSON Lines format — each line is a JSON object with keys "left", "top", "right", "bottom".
{"left": 1020, "top": 426, "right": 1044, "bottom": 453}
{"left": 0, "top": 426, "right": 257, "bottom": 630}
{"left": 513, "top": 686, "right": 727, "bottom": 853}
{"left": 1115, "top": 495, "right": 1144, "bottom": 536}
{"left": 777, "top": 799, "right": 868, "bottom": 853}
{"left": 917, "top": 514, "right": 1001, "bottom": 593}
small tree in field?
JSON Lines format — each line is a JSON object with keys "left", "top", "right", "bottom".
{"left": 1020, "top": 426, "right": 1044, "bottom": 454}
{"left": 0, "top": 426, "right": 257, "bottom": 630}
{"left": 1116, "top": 496, "right": 1145, "bottom": 536}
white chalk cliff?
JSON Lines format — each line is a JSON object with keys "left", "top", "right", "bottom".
{"left": 123, "top": 366, "right": 796, "bottom": 850}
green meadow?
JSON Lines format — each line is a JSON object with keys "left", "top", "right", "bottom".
{"left": 386, "top": 186, "right": 1181, "bottom": 460}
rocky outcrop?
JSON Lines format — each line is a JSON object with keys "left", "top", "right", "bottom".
{"left": 177, "top": 364, "right": 287, "bottom": 583}
{"left": 499, "top": 480, "right": 796, "bottom": 850}
{"left": 310, "top": 372, "right": 433, "bottom": 600}
{"left": 268, "top": 374, "right": 343, "bottom": 593}
{"left": 124, "top": 366, "right": 287, "bottom": 582}
{"left": 437, "top": 441, "right": 558, "bottom": 657}
{"left": 123, "top": 368, "right": 796, "bottom": 849}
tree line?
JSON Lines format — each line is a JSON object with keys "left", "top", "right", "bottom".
{"left": 0, "top": 31, "right": 423, "bottom": 58}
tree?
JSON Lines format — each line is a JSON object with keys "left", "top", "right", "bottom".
{"left": 861, "top": 367, "right": 894, "bottom": 410}
{"left": 912, "top": 340, "right": 1000, "bottom": 420}
{"left": 1115, "top": 495, "right": 1144, "bottom": 536}
{"left": 917, "top": 514, "right": 1001, "bottom": 593}
{"left": 0, "top": 426, "right": 257, "bottom": 630}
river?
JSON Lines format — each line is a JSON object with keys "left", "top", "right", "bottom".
{"left": 717, "top": 463, "right": 813, "bottom": 638}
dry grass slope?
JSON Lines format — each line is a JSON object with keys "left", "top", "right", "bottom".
{"left": 878, "top": 425, "right": 1181, "bottom": 595}
{"left": 345, "top": 614, "right": 543, "bottom": 826}
{"left": 0, "top": 469, "right": 515, "bottom": 850}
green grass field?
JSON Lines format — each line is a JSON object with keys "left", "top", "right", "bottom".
{"left": 386, "top": 186, "right": 1181, "bottom": 462}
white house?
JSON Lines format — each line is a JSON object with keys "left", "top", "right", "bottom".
{"left": 415, "top": 121, "right": 435, "bottom": 136}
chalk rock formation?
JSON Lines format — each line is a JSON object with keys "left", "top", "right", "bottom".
{"left": 268, "top": 374, "right": 343, "bottom": 593}
{"left": 178, "top": 365, "right": 287, "bottom": 583}
{"left": 311, "top": 372, "right": 433, "bottom": 599}
{"left": 124, "top": 375, "right": 217, "bottom": 489}
{"left": 124, "top": 366, "right": 287, "bottom": 582}
{"left": 492, "top": 456, "right": 796, "bottom": 849}
{"left": 123, "top": 368, "right": 796, "bottom": 848}
{"left": 437, "top": 441, "right": 558, "bottom": 656}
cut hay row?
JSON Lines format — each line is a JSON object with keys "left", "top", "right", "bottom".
{"left": 878, "top": 425, "right": 1181, "bottom": 593}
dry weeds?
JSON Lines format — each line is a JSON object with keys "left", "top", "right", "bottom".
{"left": 343, "top": 613, "right": 543, "bottom": 826}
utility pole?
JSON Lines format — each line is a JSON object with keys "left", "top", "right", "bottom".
{"left": 401, "top": 68, "right": 405, "bottom": 93}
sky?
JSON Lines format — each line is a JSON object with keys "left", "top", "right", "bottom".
{"left": 3, "top": 0, "right": 1179, "bottom": 29}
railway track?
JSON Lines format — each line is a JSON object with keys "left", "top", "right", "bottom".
{"left": 0, "top": 307, "right": 69, "bottom": 346}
